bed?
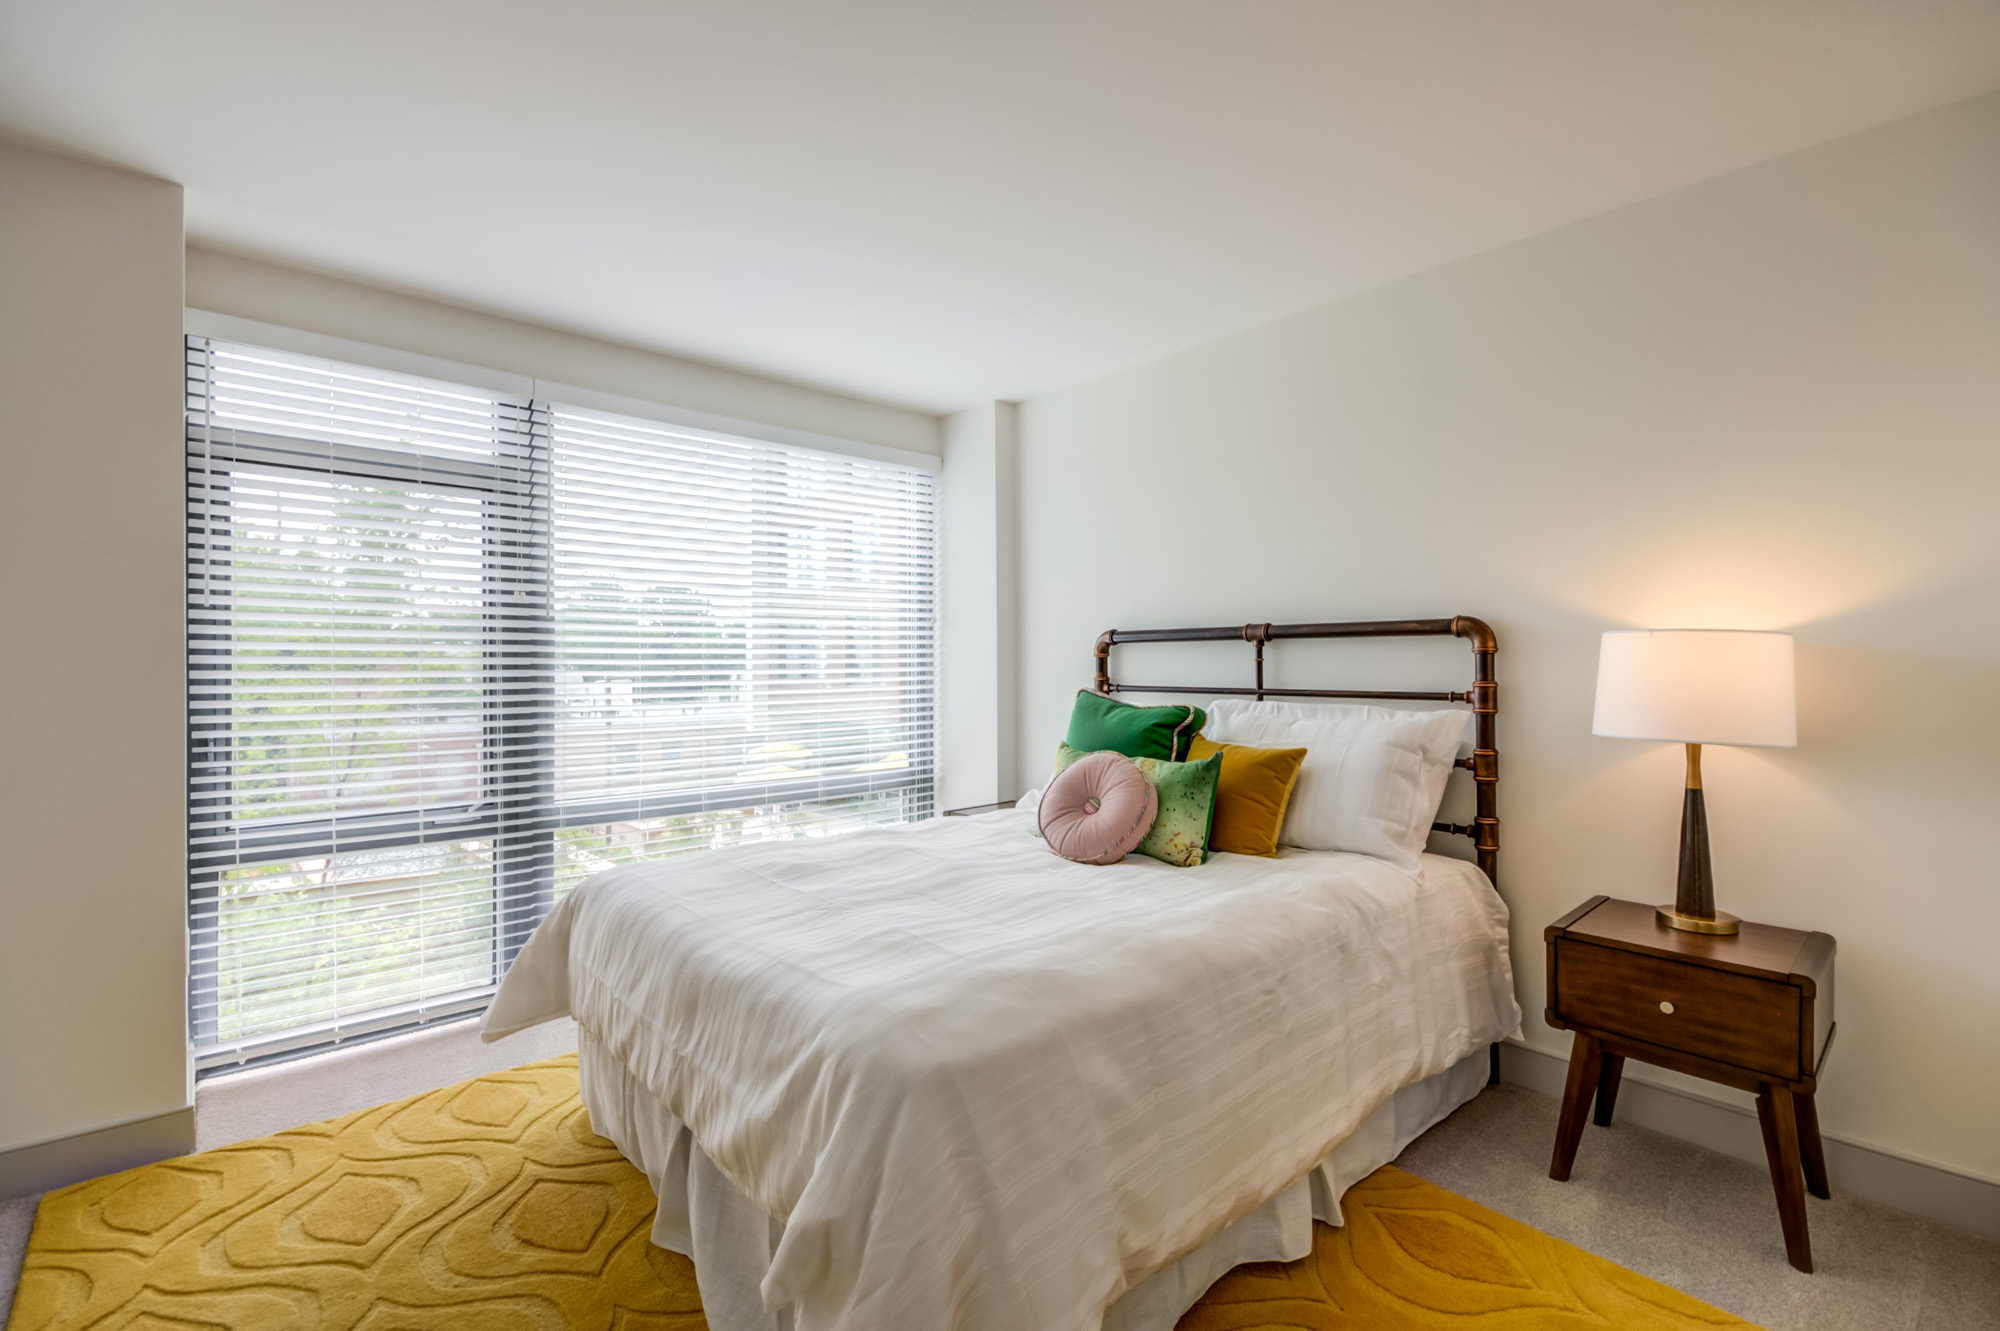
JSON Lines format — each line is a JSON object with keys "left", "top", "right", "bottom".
{"left": 482, "top": 617, "right": 1521, "bottom": 1331}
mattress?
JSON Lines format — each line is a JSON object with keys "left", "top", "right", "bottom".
{"left": 483, "top": 807, "right": 1520, "bottom": 1331}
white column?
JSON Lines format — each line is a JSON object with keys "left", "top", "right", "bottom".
{"left": 0, "top": 142, "right": 190, "bottom": 1173}
{"left": 937, "top": 401, "right": 1017, "bottom": 811}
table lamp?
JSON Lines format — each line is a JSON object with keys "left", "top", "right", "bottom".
{"left": 1592, "top": 629, "right": 1797, "bottom": 935}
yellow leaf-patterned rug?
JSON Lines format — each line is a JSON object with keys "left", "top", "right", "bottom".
{"left": 8, "top": 1055, "right": 1753, "bottom": 1330}
{"left": 1180, "top": 1167, "right": 1752, "bottom": 1329}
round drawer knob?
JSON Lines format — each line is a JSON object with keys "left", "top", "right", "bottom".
{"left": 1659, "top": 1001, "right": 1675, "bottom": 1015}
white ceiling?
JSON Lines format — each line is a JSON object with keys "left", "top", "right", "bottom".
{"left": 4, "top": 2, "right": 1999, "bottom": 414}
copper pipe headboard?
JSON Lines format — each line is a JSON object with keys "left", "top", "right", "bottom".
{"left": 1093, "top": 617, "right": 1499, "bottom": 882}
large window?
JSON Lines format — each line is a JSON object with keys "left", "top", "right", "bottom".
{"left": 186, "top": 338, "right": 936, "bottom": 1070}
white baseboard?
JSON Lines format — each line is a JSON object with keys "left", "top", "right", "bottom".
{"left": 1498, "top": 1040, "right": 2000, "bottom": 1242}
{"left": 0, "top": 1106, "right": 195, "bottom": 1201}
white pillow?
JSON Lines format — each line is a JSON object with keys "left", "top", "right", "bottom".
{"left": 1202, "top": 700, "right": 1470, "bottom": 873}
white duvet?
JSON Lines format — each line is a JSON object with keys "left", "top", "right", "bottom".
{"left": 482, "top": 809, "right": 1519, "bottom": 1331}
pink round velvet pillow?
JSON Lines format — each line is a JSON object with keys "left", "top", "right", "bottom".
{"left": 1038, "top": 750, "right": 1157, "bottom": 864}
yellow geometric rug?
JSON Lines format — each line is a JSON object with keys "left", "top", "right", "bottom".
{"left": 7, "top": 1055, "right": 1753, "bottom": 1331}
{"left": 1179, "top": 1167, "right": 1753, "bottom": 1329}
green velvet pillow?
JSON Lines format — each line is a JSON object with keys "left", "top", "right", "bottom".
{"left": 1064, "top": 690, "right": 1206, "bottom": 763}
{"left": 1054, "top": 742, "right": 1221, "bottom": 867}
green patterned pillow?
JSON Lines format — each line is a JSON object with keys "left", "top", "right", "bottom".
{"left": 1053, "top": 742, "right": 1221, "bottom": 867}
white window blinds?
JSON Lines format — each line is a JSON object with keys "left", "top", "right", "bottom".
{"left": 187, "top": 338, "right": 936, "bottom": 1070}
{"left": 545, "top": 406, "right": 938, "bottom": 881}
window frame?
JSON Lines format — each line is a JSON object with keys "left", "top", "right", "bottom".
{"left": 185, "top": 369, "right": 554, "bottom": 1065}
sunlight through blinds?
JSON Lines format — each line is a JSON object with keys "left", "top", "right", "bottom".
{"left": 545, "top": 404, "right": 937, "bottom": 889}
{"left": 186, "top": 338, "right": 936, "bottom": 1071}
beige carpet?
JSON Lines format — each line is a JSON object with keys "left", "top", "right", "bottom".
{"left": 1396, "top": 1083, "right": 2000, "bottom": 1331}
{"left": 8, "top": 1055, "right": 1754, "bottom": 1331}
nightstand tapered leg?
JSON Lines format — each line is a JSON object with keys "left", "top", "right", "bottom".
{"left": 1592, "top": 1053, "right": 1625, "bottom": 1127}
{"left": 1756, "top": 1086, "right": 1813, "bottom": 1273}
{"left": 1795, "top": 1092, "right": 1830, "bottom": 1200}
{"left": 1550, "top": 1033, "right": 1604, "bottom": 1182}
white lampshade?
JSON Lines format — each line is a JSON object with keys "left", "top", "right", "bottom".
{"left": 1592, "top": 629, "right": 1797, "bottom": 748}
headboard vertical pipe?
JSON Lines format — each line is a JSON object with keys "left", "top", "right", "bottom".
{"left": 1453, "top": 616, "right": 1501, "bottom": 882}
{"left": 1244, "top": 622, "right": 1271, "bottom": 701}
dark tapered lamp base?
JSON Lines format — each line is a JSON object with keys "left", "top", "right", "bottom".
{"left": 1659, "top": 742, "right": 1740, "bottom": 936}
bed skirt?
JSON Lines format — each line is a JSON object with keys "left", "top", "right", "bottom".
{"left": 578, "top": 1031, "right": 1491, "bottom": 1331}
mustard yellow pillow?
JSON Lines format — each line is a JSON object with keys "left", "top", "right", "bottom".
{"left": 1188, "top": 735, "right": 1307, "bottom": 857}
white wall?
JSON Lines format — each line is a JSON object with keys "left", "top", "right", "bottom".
{"left": 1012, "top": 93, "right": 2000, "bottom": 1185}
{"left": 0, "top": 144, "right": 189, "bottom": 1156}
{"left": 939, "top": 402, "right": 1019, "bottom": 811}
{"left": 185, "top": 247, "right": 940, "bottom": 458}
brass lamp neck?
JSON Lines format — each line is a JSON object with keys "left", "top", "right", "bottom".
{"left": 1685, "top": 742, "right": 1702, "bottom": 791}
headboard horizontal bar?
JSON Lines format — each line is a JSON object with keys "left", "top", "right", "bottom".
{"left": 1269, "top": 618, "right": 1462, "bottom": 640}
{"left": 1103, "top": 617, "right": 1463, "bottom": 646}
{"left": 1106, "top": 683, "right": 1470, "bottom": 703}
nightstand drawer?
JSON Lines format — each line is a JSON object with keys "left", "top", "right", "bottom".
{"left": 1554, "top": 939, "right": 1802, "bottom": 1078}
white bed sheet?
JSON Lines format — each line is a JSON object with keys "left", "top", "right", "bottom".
{"left": 582, "top": 1031, "right": 1492, "bottom": 1331}
{"left": 483, "top": 808, "right": 1519, "bottom": 1331}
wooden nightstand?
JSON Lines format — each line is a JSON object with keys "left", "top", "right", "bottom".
{"left": 943, "top": 801, "right": 1017, "bottom": 817}
{"left": 1544, "top": 896, "right": 1836, "bottom": 1273}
